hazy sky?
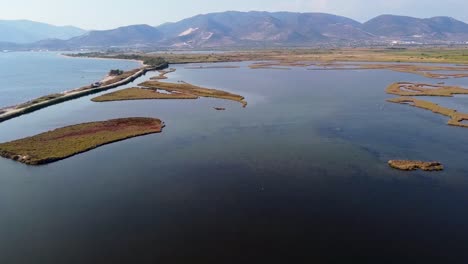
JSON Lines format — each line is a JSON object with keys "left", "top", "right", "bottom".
{"left": 2, "top": 0, "right": 468, "bottom": 29}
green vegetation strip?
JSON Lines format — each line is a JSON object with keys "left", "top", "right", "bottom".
{"left": 0, "top": 117, "right": 164, "bottom": 165}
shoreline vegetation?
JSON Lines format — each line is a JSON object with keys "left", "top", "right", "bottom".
{"left": 0, "top": 118, "right": 165, "bottom": 165}
{"left": 72, "top": 49, "right": 468, "bottom": 80}
{"left": 70, "top": 48, "right": 468, "bottom": 65}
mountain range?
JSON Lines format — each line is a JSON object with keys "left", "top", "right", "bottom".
{"left": 2, "top": 11, "right": 468, "bottom": 50}
{"left": 0, "top": 20, "right": 86, "bottom": 44}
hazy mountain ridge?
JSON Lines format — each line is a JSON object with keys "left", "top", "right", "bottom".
{"left": 3, "top": 12, "right": 468, "bottom": 49}
{"left": 0, "top": 20, "right": 86, "bottom": 44}
{"left": 67, "top": 24, "right": 163, "bottom": 48}
{"left": 363, "top": 15, "right": 468, "bottom": 41}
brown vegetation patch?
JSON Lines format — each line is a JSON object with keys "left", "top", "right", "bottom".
{"left": 0, "top": 117, "right": 164, "bottom": 165}
{"left": 308, "top": 63, "right": 468, "bottom": 79}
{"left": 386, "top": 82, "right": 468, "bottom": 97}
{"left": 388, "top": 160, "right": 444, "bottom": 171}
{"left": 150, "top": 68, "right": 176, "bottom": 80}
{"left": 387, "top": 97, "right": 468, "bottom": 128}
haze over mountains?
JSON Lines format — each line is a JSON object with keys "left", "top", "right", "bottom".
{"left": 3, "top": 11, "right": 468, "bottom": 50}
{"left": 0, "top": 20, "right": 86, "bottom": 44}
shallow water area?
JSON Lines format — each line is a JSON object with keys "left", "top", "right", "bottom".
{"left": 1, "top": 58, "right": 468, "bottom": 262}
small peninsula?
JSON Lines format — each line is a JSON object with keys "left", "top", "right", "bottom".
{"left": 388, "top": 160, "right": 444, "bottom": 171}
{"left": 0, "top": 117, "right": 164, "bottom": 165}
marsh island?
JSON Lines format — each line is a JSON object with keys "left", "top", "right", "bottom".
{"left": 388, "top": 160, "right": 444, "bottom": 171}
{"left": 0, "top": 117, "right": 164, "bottom": 165}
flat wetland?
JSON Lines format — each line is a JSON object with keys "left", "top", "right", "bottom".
{"left": 2, "top": 51, "right": 468, "bottom": 262}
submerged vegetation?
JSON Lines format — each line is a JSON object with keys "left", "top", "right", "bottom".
{"left": 0, "top": 118, "right": 164, "bottom": 165}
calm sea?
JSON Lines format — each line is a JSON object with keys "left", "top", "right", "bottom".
{"left": 1, "top": 54, "right": 468, "bottom": 263}
{"left": 0, "top": 51, "right": 139, "bottom": 107}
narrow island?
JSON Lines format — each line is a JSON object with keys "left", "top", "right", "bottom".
{"left": 385, "top": 82, "right": 468, "bottom": 128}
{"left": 386, "top": 82, "right": 468, "bottom": 97}
{"left": 92, "top": 80, "right": 248, "bottom": 107}
{"left": 91, "top": 87, "right": 198, "bottom": 102}
{"left": 150, "top": 68, "right": 176, "bottom": 80}
{"left": 387, "top": 97, "right": 468, "bottom": 128}
{"left": 185, "top": 65, "right": 240, "bottom": 69}
{"left": 307, "top": 63, "right": 468, "bottom": 79}
{"left": 388, "top": 160, "right": 444, "bottom": 171}
{"left": 0, "top": 117, "right": 164, "bottom": 165}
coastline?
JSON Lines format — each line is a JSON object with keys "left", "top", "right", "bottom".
{"left": 0, "top": 63, "right": 168, "bottom": 123}
{"left": 60, "top": 53, "right": 146, "bottom": 67}
{"left": 3, "top": 48, "right": 468, "bottom": 124}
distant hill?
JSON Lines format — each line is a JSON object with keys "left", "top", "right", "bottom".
{"left": 363, "top": 15, "right": 468, "bottom": 41}
{"left": 4, "top": 12, "right": 468, "bottom": 49}
{"left": 66, "top": 24, "right": 163, "bottom": 48}
{"left": 156, "top": 11, "right": 367, "bottom": 47}
{"left": 0, "top": 20, "right": 86, "bottom": 43}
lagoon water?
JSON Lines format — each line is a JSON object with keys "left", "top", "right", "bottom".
{"left": 0, "top": 52, "right": 139, "bottom": 107}
{"left": 1, "top": 53, "right": 468, "bottom": 262}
